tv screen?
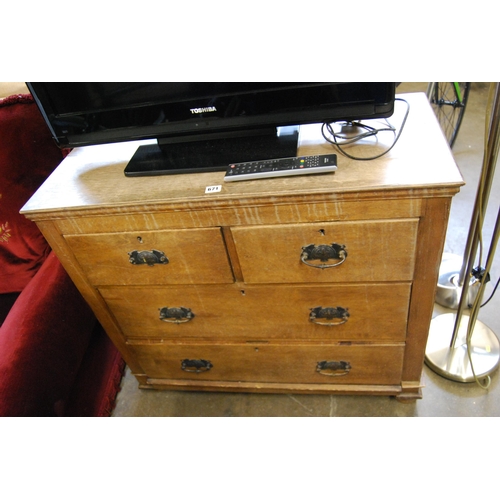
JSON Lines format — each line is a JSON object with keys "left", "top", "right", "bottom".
{"left": 27, "top": 82, "right": 396, "bottom": 176}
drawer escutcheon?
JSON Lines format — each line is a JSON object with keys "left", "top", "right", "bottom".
{"left": 181, "top": 359, "right": 212, "bottom": 373}
{"left": 316, "top": 360, "right": 351, "bottom": 376}
{"left": 301, "top": 243, "right": 347, "bottom": 269}
{"left": 309, "top": 306, "right": 350, "bottom": 326}
{"left": 159, "top": 306, "right": 195, "bottom": 323}
{"left": 128, "top": 249, "right": 169, "bottom": 266}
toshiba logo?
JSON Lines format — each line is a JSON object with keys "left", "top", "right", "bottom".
{"left": 190, "top": 106, "right": 217, "bottom": 114}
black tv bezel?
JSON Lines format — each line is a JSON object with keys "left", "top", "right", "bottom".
{"left": 27, "top": 82, "right": 396, "bottom": 176}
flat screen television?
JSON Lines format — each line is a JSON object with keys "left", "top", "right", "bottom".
{"left": 27, "top": 82, "right": 396, "bottom": 176}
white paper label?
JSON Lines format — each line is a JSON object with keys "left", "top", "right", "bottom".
{"left": 205, "top": 185, "right": 222, "bottom": 194}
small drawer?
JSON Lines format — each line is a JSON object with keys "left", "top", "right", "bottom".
{"left": 230, "top": 219, "right": 418, "bottom": 283}
{"left": 65, "top": 227, "right": 234, "bottom": 285}
{"left": 101, "top": 282, "right": 411, "bottom": 342}
{"left": 129, "top": 342, "right": 405, "bottom": 386}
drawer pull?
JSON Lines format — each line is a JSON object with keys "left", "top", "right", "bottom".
{"left": 181, "top": 359, "right": 213, "bottom": 373}
{"left": 301, "top": 243, "right": 347, "bottom": 269}
{"left": 310, "top": 306, "right": 350, "bottom": 326}
{"left": 316, "top": 360, "right": 351, "bottom": 376}
{"left": 159, "top": 306, "right": 195, "bottom": 323}
{"left": 128, "top": 249, "right": 169, "bottom": 266}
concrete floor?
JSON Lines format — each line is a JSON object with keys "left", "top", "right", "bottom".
{"left": 112, "top": 83, "right": 500, "bottom": 417}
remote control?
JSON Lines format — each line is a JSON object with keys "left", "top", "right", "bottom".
{"left": 224, "top": 154, "right": 337, "bottom": 182}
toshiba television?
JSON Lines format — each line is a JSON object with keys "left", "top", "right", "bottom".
{"left": 27, "top": 82, "right": 396, "bottom": 176}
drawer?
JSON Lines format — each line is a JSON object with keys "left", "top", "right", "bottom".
{"left": 100, "top": 282, "right": 411, "bottom": 342}
{"left": 65, "top": 227, "right": 234, "bottom": 285}
{"left": 230, "top": 219, "right": 418, "bottom": 283}
{"left": 129, "top": 342, "right": 405, "bottom": 386}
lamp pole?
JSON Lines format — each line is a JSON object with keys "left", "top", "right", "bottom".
{"left": 425, "top": 83, "right": 500, "bottom": 384}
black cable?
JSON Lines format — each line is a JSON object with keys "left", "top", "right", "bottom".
{"left": 321, "top": 97, "right": 410, "bottom": 161}
{"left": 481, "top": 276, "right": 500, "bottom": 307}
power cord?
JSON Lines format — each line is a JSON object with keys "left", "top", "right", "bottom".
{"left": 481, "top": 275, "right": 500, "bottom": 307}
{"left": 321, "top": 97, "right": 410, "bottom": 161}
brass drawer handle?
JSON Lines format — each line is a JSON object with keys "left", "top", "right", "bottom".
{"left": 316, "top": 360, "right": 351, "bottom": 376}
{"left": 301, "top": 243, "right": 347, "bottom": 269}
{"left": 128, "top": 249, "right": 169, "bottom": 266}
{"left": 159, "top": 306, "right": 195, "bottom": 323}
{"left": 181, "top": 359, "right": 213, "bottom": 373}
{"left": 310, "top": 306, "right": 350, "bottom": 326}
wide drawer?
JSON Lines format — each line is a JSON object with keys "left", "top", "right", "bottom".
{"left": 100, "top": 283, "right": 411, "bottom": 342}
{"left": 65, "top": 227, "right": 234, "bottom": 285}
{"left": 230, "top": 219, "right": 418, "bottom": 283}
{"left": 129, "top": 342, "right": 405, "bottom": 385}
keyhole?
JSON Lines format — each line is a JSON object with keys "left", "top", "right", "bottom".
{"left": 240, "top": 290, "right": 246, "bottom": 296}
{"left": 319, "top": 229, "right": 326, "bottom": 236}
{"left": 137, "top": 236, "right": 143, "bottom": 243}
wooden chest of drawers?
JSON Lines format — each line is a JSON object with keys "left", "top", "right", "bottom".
{"left": 22, "top": 93, "right": 464, "bottom": 400}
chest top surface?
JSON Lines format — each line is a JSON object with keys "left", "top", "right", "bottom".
{"left": 22, "top": 92, "right": 464, "bottom": 217}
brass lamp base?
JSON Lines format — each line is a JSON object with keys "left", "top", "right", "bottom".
{"left": 425, "top": 313, "right": 500, "bottom": 383}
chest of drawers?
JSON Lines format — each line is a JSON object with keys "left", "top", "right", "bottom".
{"left": 22, "top": 93, "right": 464, "bottom": 400}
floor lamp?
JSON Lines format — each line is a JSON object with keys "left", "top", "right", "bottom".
{"left": 425, "top": 83, "right": 500, "bottom": 385}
